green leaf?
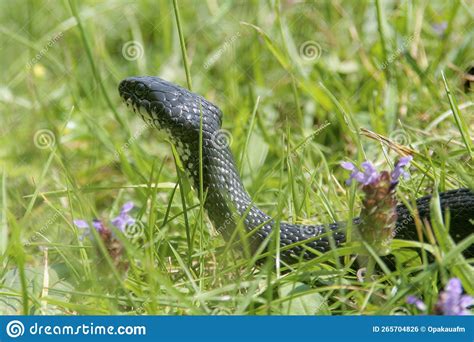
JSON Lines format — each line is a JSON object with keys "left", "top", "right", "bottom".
{"left": 441, "top": 71, "right": 473, "bottom": 157}
{"left": 279, "top": 282, "right": 328, "bottom": 315}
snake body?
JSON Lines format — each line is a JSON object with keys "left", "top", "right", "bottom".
{"left": 119, "top": 76, "right": 474, "bottom": 260}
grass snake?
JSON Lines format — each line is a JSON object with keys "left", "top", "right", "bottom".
{"left": 118, "top": 76, "right": 474, "bottom": 260}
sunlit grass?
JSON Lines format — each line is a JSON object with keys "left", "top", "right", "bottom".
{"left": 0, "top": 0, "right": 472, "bottom": 315}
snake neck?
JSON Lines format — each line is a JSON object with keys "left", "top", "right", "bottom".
{"left": 180, "top": 140, "right": 272, "bottom": 241}
{"left": 179, "top": 139, "right": 345, "bottom": 257}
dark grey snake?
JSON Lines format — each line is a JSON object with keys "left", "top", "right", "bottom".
{"left": 118, "top": 76, "right": 474, "bottom": 260}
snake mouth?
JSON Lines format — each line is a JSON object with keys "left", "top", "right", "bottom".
{"left": 119, "top": 76, "right": 223, "bottom": 136}
{"left": 118, "top": 77, "right": 156, "bottom": 116}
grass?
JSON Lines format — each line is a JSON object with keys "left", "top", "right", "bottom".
{"left": 0, "top": 0, "right": 473, "bottom": 315}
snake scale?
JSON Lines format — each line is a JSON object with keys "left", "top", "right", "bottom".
{"left": 119, "top": 76, "right": 474, "bottom": 260}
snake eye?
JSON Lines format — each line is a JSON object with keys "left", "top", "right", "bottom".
{"left": 134, "top": 83, "right": 147, "bottom": 97}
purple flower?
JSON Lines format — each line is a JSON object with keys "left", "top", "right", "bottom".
{"left": 432, "top": 22, "right": 447, "bottom": 36}
{"left": 111, "top": 202, "right": 135, "bottom": 232}
{"left": 436, "top": 278, "right": 473, "bottom": 315}
{"left": 341, "top": 156, "right": 412, "bottom": 186}
{"left": 74, "top": 218, "right": 108, "bottom": 234}
{"left": 391, "top": 156, "right": 412, "bottom": 183}
{"left": 73, "top": 202, "right": 136, "bottom": 238}
{"left": 407, "top": 295, "right": 427, "bottom": 311}
{"left": 92, "top": 219, "right": 107, "bottom": 233}
{"left": 73, "top": 219, "right": 95, "bottom": 240}
{"left": 341, "top": 157, "right": 414, "bottom": 256}
{"left": 340, "top": 162, "right": 359, "bottom": 185}
{"left": 73, "top": 219, "right": 89, "bottom": 229}
{"left": 341, "top": 161, "right": 380, "bottom": 186}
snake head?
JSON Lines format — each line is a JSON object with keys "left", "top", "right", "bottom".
{"left": 119, "top": 76, "right": 222, "bottom": 144}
